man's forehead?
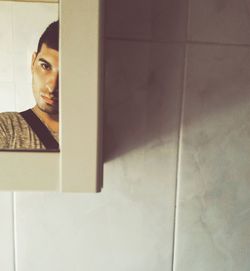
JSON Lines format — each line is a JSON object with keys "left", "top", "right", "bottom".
{"left": 38, "top": 43, "right": 59, "bottom": 57}
{"left": 37, "top": 43, "right": 59, "bottom": 64}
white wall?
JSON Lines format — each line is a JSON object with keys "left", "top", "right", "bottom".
{"left": 1, "top": 0, "right": 250, "bottom": 270}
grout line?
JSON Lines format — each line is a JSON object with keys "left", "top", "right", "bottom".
{"left": 106, "top": 36, "right": 153, "bottom": 43}
{"left": 149, "top": 0, "right": 153, "bottom": 44}
{"left": 105, "top": 36, "right": 250, "bottom": 48}
{"left": 171, "top": 43, "right": 189, "bottom": 271}
{"left": 171, "top": 1, "right": 190, "bottom": 270}
{"left": 10, "top": 1, "right": 17, "bottom": 112}
{"left": 10, "top": 3, "right": 18, "bottom": 267}
{"left": 12, "top": 192, "right": 17, "bottom": 271}
{"left": 186, "top": 40, "right": 250, "bottom": 48}
{"left": 58, "top": 0, "right": 62, "bottom": 192}
{"left": 186, "top": 0, "right": 192, "bottom": 43}
{"left": 0, "top": 0, "right": 58, "bottom": 3}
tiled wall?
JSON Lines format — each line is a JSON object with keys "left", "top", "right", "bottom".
{"left": 0, "top": 1, "right": 58, "bottom": 113}
{"left": 175, "top": 1, "right": 250, "bottom": 270}
{"left": 1, "top": 0, "right": 250, "bottom": 270}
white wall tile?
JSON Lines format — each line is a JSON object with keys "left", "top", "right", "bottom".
{"left": 175, "top": 45, "right": 250, "bottom": 271}
{"left": 15, "top": 189, "right": 168, "bottom": 271}
{"left": 104, "top": 41, "right": 184, "bottom": 160}
{"left": 0, "top": 52, "right": 14, "bottom": 83}
{"left": 105, "top": 0, "right": 188, "bottom": 41}
{"left": 0, "top": 2, "right": 12, "bottom": 53}
{"left": 189, "top": 0, "right": 250, "bottom": 44}
{"left": 0, "top": 83, "right": 16, "bottom": 112}
{"left": 15, "top": 83, "right": 35, "bottom": 112}
{"left": 0, "top": 193, "right": 14, "bottom": 271}
{"left": 13, "top": 52, "right": 32, "bottom": 84}
{"left": 12, "top": 2, "right": 58, "bottom": 53}
{"left": 105, "top": 0, "right": 152, "bottom": 39}
{"left": 104, "top": 41, "right": 150, "bottom": 109}
{"left": 0, "top": 2, "right": 14, "bottom": 82}
{"left": 151, "top": 0, "right": 188, "bottom": 41}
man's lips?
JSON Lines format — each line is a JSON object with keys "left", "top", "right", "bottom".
{"left": 41, "top": 95, "right": 57, "bottom": 105}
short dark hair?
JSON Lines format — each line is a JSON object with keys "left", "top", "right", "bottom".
{"left": 37, "top": 20, "right": 59, "bottom": 53}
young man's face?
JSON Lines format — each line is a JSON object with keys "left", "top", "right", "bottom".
{"left": 31, "top": 43, "right": 59, "bottom": 115}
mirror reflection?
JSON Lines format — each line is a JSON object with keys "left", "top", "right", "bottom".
{"left": 0, "top": 1, "right": 59, "bottom": 151}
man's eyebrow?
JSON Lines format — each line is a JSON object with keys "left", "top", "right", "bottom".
{"left": 38, "top": 58, "right": 51, "bottom": 66}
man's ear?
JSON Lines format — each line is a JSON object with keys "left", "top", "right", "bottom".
{"left": 31, "top": 52, "right": 37, "bottom": 71}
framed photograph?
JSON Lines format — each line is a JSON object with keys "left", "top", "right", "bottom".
{"left": 0, "top": 0, "right": 103, "bottom": 192}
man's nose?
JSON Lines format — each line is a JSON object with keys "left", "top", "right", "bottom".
{"left": 46, "top": 73, "right": 58, "bottom": 95}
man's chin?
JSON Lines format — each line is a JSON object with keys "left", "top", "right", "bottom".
{"left": 38, "top": 104, "right": 58, "bottom": 115}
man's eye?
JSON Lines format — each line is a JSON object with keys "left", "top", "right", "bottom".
{"left": 41, "top": 63, "right": 51, "bottom": 71}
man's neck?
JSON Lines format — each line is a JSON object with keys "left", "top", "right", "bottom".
{"left": 32, "top": 105, "right": 59, "bottom": 133}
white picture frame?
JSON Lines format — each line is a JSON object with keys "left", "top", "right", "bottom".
{"left": 0, "top": 0, "right": 103, "bottom": 192}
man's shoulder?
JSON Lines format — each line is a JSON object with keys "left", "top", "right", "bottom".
{"left": 0, "top": 111, "right": 46, "bottom": 150}
{"left": 0, "top": 112, "right": 27, "bottom": 129}
{"left": 0, "top": 111, "right": 21, "bottom": 119}
{"left": 0, "top": 111, "right": 21, "bottom": 122}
